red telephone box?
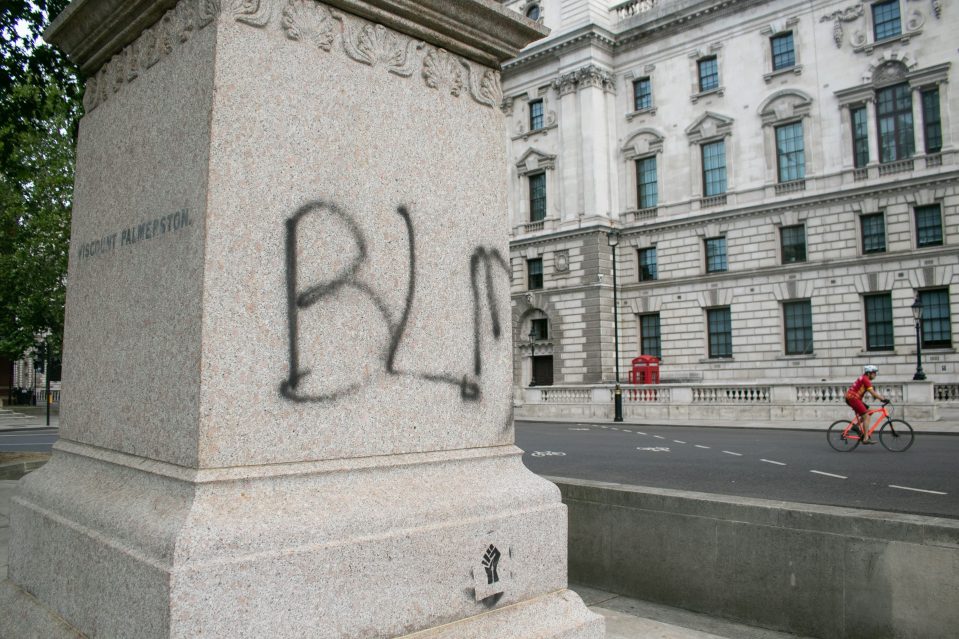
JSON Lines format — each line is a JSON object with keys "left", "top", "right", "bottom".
{"left": 628, "top": 355, "right": 660, "bottom": 384}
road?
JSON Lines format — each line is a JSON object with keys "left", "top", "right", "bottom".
{"left": 0, "top": 428, "right": 58, "bottom": 452}
{"left": 516, "top": 420, "right": 959, "bottom": 520}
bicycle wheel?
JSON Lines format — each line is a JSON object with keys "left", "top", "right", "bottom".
{"left": 827, "top": 420, "right": 860, "bottom": 452}
{"left": 879, "top": 419, "right": 914, "bottom": 452}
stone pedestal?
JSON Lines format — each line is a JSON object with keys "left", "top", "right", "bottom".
{"left": 0, "top": 1, "right": 603, "bottom": 637}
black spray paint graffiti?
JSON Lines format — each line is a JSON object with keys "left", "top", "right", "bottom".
{"left": 280, "top": 200, "right": 507, "bottom": 403}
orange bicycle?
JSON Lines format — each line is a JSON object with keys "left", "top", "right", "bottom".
{"left": 826, "top": 401, "right": 914, "bottom": 452}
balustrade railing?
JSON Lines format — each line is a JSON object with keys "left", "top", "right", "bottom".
{"left": 541, "top": 388, "right": 591, "bottom": 403}
{"left": 692, "top": 386, "right": 770, "bottom": 404}
{"left": 878, "top": 159, "right": 914, "bottom": 175}
{"left": 935, "top": 384, "right": 959, "bottom": 402}
{"left": 625, "top": 386, "right": 670, "bottom": 403}
{"left": 612, "top": 0, "right": 659, "bottom": 20}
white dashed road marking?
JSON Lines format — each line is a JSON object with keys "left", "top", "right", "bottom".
{"left": 635, "top": 431, "right": 647, "bottom": 435}
{"left": 810, "top": 470, "right": 847, "bottom": 479}
{"left": 653, "top": 435, "right": 665, "bottom": 440}
{"left": 568, "top": 428, "right": 590, "bottom": 431}
{"left": 695, "top": 445, "right": 710, "bottom": 449}
{"left": 722, "top": 451, "right": 743, "bottom": 456}
{"left": 889, "top": 485, "right": 947, "bottom": 495}
{"left": 673, "top": 440, "right": 686, "bottom": 444}
{"left": 761, "top": 459, "right": 787, "bottom": 466}
{"left": 637, "top": 447, "right": 671, "bottom": 452}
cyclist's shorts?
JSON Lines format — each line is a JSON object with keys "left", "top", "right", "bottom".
{"left": 846, "top": 396, "right": 868, "bottom": 416}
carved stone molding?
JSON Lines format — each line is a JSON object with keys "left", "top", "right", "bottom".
{"left": 819, "top": 3, "right": 864, "bottom": 49}
{"left": 80, "top": 0, "right": 505, "bottom": 114}
{"left": 550, "top": 64, "right": 615, "bottom": 97}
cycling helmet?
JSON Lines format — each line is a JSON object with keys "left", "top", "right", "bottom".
{"left": 863, "top": 365, "right": 879, "bottom": 374}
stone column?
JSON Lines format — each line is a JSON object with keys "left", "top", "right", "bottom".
{"left": 0, "top": 1, "right": 603, "bottom": 637}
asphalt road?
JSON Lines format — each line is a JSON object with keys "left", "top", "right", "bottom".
{"left": 516, "top": 420, "right": 959, "bottom": 520}
{"left": 0, "top": 429, "right": 58, "bottom": 452}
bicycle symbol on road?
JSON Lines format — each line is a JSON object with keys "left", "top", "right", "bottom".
{"left": 530, "top": 451, "right": 567, "bottom": 457}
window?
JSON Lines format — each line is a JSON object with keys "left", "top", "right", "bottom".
{"left": 861, "top": 213, "right": 886, "bottom": 254}
{"left": 783, "top": 300, "right": 813, "bottom": 355}
{"left": 919, "top": 289, "right": 952, "bottom": 349}
{"left": 529, "top": 99, "right": 544, "bottom": 131}
{"left": 633, "top": 77, "right": 652, "bottom": 111}
{"left": 864, "top": 293, "right": 894, "bottom": 351}
{"left": 877, "top": 83, "right": 913, "bottom": 163}
{"left": 872, "top": 0, "right": 901, "bottom": 41}
{"left": 770, "top": 32, "right": 795, "bottom": 71}
{"left": 705, "top": 237, "right": 727, "bottom": 273}
{"left": 781, "top": 224, "right": 806, "bottom": 264}
{"left": 851, "top": 106, "right": 870, "bottom": 168}
{"left": 915, "top": 204, "right": 943, "bottom": 247}
{"left": 775, "top": 122, "right": 805, "bottom": 182}
{"left": 707, "top": 307, "right": 732, "bottom": 358}
{"left": 636, "top": 156, "right": 658, "bottom": 208}
{"left": 922, "top": 88, "right": 942, "bottom": 154}
{"left": 530, "top": 317, "right": 549, "bottom": 341}
{"left": 698, "top": 57, "right": 719, "bottom": 92}
{"left": 640, "top": 313, "right": 662, "bottom": 358}
{"left": 638, "top": 247, "right": 657, "bottom": 282}
{"left": 527, "top": 258, "right": 543, "bottom": 290}
{"left": 529, "top": 173, "right": 546, "bottom": 222}
{"left": 525, "top": 3, "right": 540, "bottom": 20}
{"left": 701, "top": 140, "right": 727, "bottom": 196}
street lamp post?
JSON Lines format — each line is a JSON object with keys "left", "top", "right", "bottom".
{"left": 607, "top": 230, "right": 623, "bottom": 422}
{"left": 911, "top": 296, "right": 926, "bottom": 381}
{"left": 528, "top": 327, "right": 537, "bottom": 387}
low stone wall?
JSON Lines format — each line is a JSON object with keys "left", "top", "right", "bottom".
{"left": 554, "top": 477, "right": 959, "bottom": 639}
{"left": 518, "top": 381, "right": 946, "bottom": 423}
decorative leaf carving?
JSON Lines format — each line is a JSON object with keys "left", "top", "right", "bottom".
{"left": 196, "top": 0, "right": 221, "bottom": 27}
{"left": 282, "top": 0, "right": 337, "bottom": 51}
{"left": 232, "top": 0, "right": 272, "bottom": 27}
{"left": 340, "top": 20, "right": 421, "bottom": 76}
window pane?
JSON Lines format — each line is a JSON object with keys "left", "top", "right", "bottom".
{"left": 527, "top": 258, "right": 543, "bottom": 290}
{"left": 698, "top": 57, "right": 718, "bottom": 92}
{"left": 640, "top": 313, "right": 662, "bottom": 358}
{"left": 529, "top": 173, "right": 546, "bottom": 222}
{"left": 919, "top": 289, "right": 952, "bottom": 348}
{"left": 776, "top": 122, "right": 805, "bottom": 182}
{"left": 529, "top": 99, "right": 544, "bottom": 130}
{"left": 771, "top": 33, "right": 795, "bottom": 71}
{"left": 877, "top": 83, "right": 914, "bottom": 163}
{"left": 861, "top": 213, "right": 886, "bottom": 254}
{"left": 915, "top": 204, "right": 943, "bottom": 247}
{"left": 705, "top": 237, "right": 727, "bottom": 273}
{"left": 707, "top": 307, "right": 732, "bottom": 358}
{"left": 702, "top": 140, "right": 726, "bottom": 196}
{"left": 865, "top": 293, "right": 894, "bottom": 351}
{"left": 633, "top": 78, "right": 652, "bottom": 111}
{"left": 636, "top": 156, "right": 658, "bottom": 208}
{"left": 784, "top": 300, "right": 813, "bottom": 355}
{"left": 872, "top": 0, "right": 901, "bottom": 41}
{"left": 530, "top": 317, "right": 549, "bottom": 341}
{"left": 638, "top": 247, "right": 657, "bottom": 281}
{"left": 922, "top": 88, "right": 942, "bottom": 153}
{"left": 781, "top": 224, "right": 806, "bottom": 264}
{"left": 852, "top": 107, "right": 870, "bottom": 168}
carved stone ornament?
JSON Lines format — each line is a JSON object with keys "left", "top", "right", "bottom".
{"left": 81, "top": 0, "right": 506, "bottom": 114}
{"left": 551, "top": 64, "right": 615, "bottom": 97}
{"left": 554, "top": 250, "right": 569, "bottom": 273}
{"left": 932, "top": 0, "right": 941, "bottom": 19}
{"left": 819, "top": 3, "right": 864, "bottom": 48}
{"left": 873, "top": 60, "right": 908, "bottom": 84}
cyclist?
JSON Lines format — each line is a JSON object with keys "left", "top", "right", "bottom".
{"left": 845, "top": 365, "right": 886, "bottom": 445}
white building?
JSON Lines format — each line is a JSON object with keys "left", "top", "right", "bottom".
{"left": 502, "top": 0, "right": 957, "bottom": 416}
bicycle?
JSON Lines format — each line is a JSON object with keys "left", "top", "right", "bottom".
{"left": 826, "top": 401, "right": 914, "bottom": 452}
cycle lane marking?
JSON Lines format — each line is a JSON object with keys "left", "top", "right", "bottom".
{"left": 889, "top": 485, "right": 947, "bottom": 495}
{"left": 810, "top": 470, "right": 847, "bottom": 479}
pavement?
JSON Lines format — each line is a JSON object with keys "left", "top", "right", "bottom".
{"left": 0, "top": 405, "right": 59, "bottom": 431}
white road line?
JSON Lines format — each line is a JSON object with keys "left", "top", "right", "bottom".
{"left": 635, "top": 431, "right": 647, "bottom": 435}
{"left": 810, "top": 470, "right": 847, "bottom": 479}
{"left": 623, "top": 429, "right": 632, "bottom": 433}
{"left": 722, "top": 451, "right": 742, "bottom": 456}
{"left": 889, "top": 485, "right": 947, "bottom": 495}
{"left": 761, "top": 459, "right": 787, "bottom": 466}
{"left": 611, "top": 428, "right": 619, "bottom": 431}
{"left": 653, "top": 435, "right": 665, "bottom": 440}
{"left": 695, "top": 445, "right": 710, "bottom": 449}
{"left": 673, "top": 440, "right": 686, "bottom": 444}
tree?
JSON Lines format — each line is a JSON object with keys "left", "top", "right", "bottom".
{"left": 0, "top": 0, "right": 81, "bottom": 363}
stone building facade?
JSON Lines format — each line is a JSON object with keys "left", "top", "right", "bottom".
{"left": 503, "top": 0, "right": 957, "bottom": 394}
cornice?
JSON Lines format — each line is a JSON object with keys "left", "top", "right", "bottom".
{"left": 502, "top": 24, "right": 616, "bottom": 74}
{"left": 47, "top": 0, "right": 549, "bottom": 75}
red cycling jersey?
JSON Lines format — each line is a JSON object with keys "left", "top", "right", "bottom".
{"left": 846, "top": 374, "right": 873, "bottom": 400}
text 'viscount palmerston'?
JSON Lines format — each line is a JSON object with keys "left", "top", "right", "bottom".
{"left": 77, "top": 207, "right": 193, "bottom": 261}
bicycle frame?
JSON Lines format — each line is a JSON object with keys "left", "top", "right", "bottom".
{"left": 841, "top": 404, "right": 891, "bottom": 440}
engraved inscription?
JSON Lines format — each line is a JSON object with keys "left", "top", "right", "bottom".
{"left": 76, "top": 208, "right": 194, "bottom": 261}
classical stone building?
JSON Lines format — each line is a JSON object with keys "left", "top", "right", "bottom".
{"left": 503, "top": 0, "right": 957, "bottom": 410}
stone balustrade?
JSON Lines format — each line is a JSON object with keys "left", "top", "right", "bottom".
{"left": 520, "top": 381, "right": 945, "bottom": 422}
